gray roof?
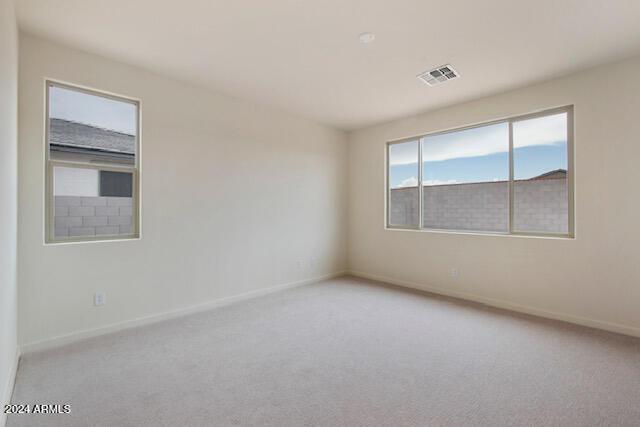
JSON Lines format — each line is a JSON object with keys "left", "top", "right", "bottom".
{"left": 50, "top": 118, "right": 135, "bottom": 155}
{"left": 530, "top": 169, "right": 567, "bottom": 180}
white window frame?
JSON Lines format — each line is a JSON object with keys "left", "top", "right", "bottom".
{"left": 45, "top": 80, "right": 141, "bottom": 244}
{"left": 386, "top": 105, "right": 574, "bottom": 238}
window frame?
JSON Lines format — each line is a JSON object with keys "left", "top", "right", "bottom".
{"left": 386, "top": 105, "right": 574, "bottom": 238}
{"left": 44, "top": 80, "right": 141, "bottom": 244}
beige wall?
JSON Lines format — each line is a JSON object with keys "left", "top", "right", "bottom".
{"left": 0, "top": 0, "right": 18, "bottom": 417}
{"left": 18, "top": 34, "right": 347, "bottom": 348}
{"left": 347, "top": 56, "right": 640, "bottom": 336}
{"left": 14, "top": 25, "right": 640, "bottom": 355}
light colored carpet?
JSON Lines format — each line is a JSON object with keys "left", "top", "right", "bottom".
{"left": 9, "top": 276, "right": 640, "bottom": 426}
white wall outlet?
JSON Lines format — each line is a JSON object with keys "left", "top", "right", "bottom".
{"left": 450, "top": 268, "right": 459, "bottom": 278}
{"left": 309, "top": 258, "right": 317, "bottom": 268}
{"left": 296, "top": 260, "right": 303, "bottom": 269}
{"left": 94, "top": 292, "right": 106, "bottom": 306}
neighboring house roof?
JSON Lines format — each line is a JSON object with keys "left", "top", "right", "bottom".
{"left": 530, "top": 169, "right": 567, "bottom": 180}
{"left": 50, "top": 118, "right": 135, "bottom": 155}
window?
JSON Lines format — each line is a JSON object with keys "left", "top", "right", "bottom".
{"left": 46, "top": 81, "right": 140, "bottom": 242}
{"left": 386, "top": 106, "right": 573, "bottom": 237}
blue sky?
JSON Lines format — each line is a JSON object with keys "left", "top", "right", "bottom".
{"left": 389, "top": 113, "right": 567, "bottom": 188}
{"left": 49, "top": 85, "right": 137, "bottom": 135}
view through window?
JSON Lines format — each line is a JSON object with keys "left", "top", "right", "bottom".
{"left": 46, "top": 82, "right": 140, "bottom": 242}
{"left": 388, "top": 140, "right": 419, "bottom": 227}
{"left": 513, "top": 112, "right": 569, "bottom": 233}
{"left": 387, "top": 107, "right": 572, "bottom": 236}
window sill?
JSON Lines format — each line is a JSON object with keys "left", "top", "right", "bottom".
{"left": 384, "top": 226, "right": 574, "bottom": 240}
{"left": 44, "top": 234, "right": 141, "bottom": 246}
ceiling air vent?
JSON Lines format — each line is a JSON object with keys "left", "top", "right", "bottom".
{"left": 417, "top": 64, "right": 459, "bottom": 86}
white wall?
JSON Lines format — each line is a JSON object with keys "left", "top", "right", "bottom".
{"left": 54, "top": 166, "right": 99, "bottom": 196}
{"left": 18, "top": 34, "right": 347, "bottom": 348}
{"left": 347, "top": 56, "right": 640, "bottom": 336}
{"left": 0, "top": 0, "right": 18, "bottom": 419}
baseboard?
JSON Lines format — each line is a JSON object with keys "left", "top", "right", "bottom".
{"left": 348, "top": 270, "right": 640, "bottom": 338}
{"left": 21, "top": 271, "right": 346, "bottom": 355}
{"left": 1, "top": 346, "right": 20, "bottom": 427}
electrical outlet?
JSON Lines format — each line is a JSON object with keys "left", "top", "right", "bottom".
{"left": 296, "top": 260, "right": 303, "bottom": 269}
{"left": 309, "top": 258, "right": 317, "bottom": 268}
{"left": 450, "top": 268, "right": 459, "bottom": 278}
{"left": 94, "top": 292, "right": 106, "bottom": 306}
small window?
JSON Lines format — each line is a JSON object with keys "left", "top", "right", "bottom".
{"left": 100, "top": 171, "right": 133, "bottom": 198}
{"left": 46, "top": 81, "right": 140, "bottom": 242}
{"left": 386, "top": 107, "right": 574, "bottom": 237}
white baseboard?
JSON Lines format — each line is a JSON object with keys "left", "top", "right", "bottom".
{"left": 20, "top": 271, "right": 346, "bottom": 355}
{"left": 1, "top": 346, "right": 20, "bottom": 427}
{"left": 348, "top": 270, "right": 640, "bottom": 338}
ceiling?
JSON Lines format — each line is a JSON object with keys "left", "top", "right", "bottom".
{"left": 16, "top": 0, "right": 640, "bottom": 130}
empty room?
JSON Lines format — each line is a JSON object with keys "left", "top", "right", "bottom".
{"left": 2, "top": 0, "right": 640, "bottom": 426}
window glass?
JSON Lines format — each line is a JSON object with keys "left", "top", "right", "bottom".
{"left": 53, "top": 166, "right": 134, "bottom": 238}
{"left": 422, "top": 122, "right": 509, "bottom": 232}
{"left": 388, "top": 140, "right": 419, "bottom": 227}
{"left": 386, "top": 108, "right": 573, "bottom": 237}
{"left": 100, "top": 171, "right": 133, "bottom": 197}
{"left": 513, "top": 112, "right": 568, "bottom": 233}
{"left": 47, "top": 82, "right": 139, "bottom": 242}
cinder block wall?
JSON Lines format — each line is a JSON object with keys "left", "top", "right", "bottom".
{"left": 390, "top": 178, "right": 567, "bottom": 233}
{"left": 513, "top": 179, "right": 568, "bottom": 232}
{"left": 423, "top": 181, "right": 509, "bottom": 231}
{"left": 54, "top": 196, "right": 133, "bottom": 237}
{"left": 389, "top": 187, "right": 419, "bottom": 226}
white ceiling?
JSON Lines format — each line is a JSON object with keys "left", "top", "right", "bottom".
{"left": 16, "top": 0, "right": 640, "bottom": 130}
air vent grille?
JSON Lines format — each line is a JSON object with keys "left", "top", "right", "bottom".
{"left": 417, "top": 64, "right": 459, "bottom": 86}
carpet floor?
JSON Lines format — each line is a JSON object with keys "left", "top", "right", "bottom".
{"left": 8, "top": 276, "right": 640, "bottom": 426}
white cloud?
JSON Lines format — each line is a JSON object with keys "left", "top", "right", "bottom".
{"left": 393, "top": 177, "right": 459, "bottom": 188}
{"left": 388, "top": 141, "right": 419, "bottom": 166}
{"left": 512, "top": 112, "right": 567, "bottom": 149}
{"left": 422, "top": 123, "right": 508, "bottom": 163}
{"left": 423, "top": 179, "right": 458, "bottom": 186}
{"left": 389, "top": 113, "right": 566, "bottom": 166}
{"left": 396, "top": 177, "right": 418, "bottom": 187}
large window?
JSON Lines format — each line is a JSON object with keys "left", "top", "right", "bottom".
{"left": 386, "top": 106, "right": 573, "bottom": 237}
{"left": 46, "top": 81, "right": 140, "bottom": 243}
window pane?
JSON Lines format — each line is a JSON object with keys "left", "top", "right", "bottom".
{"left": 422, "top": 122, "right": 509, "bottom": 232}
{"left": 53, "top": 166, "right": 134, "bottom": 238}
{"left": 388, "top": 140, "right": 419, "bottom": 227}
{"left": 513, "top": 112, "right": 568, "bottom": 234}
{"left": 100, "top": 171, "right": 133, "bottom": 197}
{"left": 48, "top": 85, "right": 136, "bottom": 166}
{"left": 47, "top": 83, "right": 139, "bottom": 242}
